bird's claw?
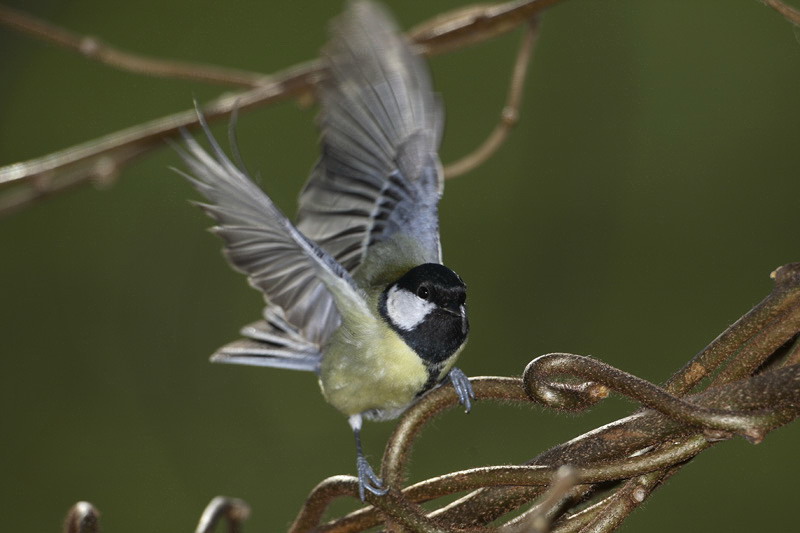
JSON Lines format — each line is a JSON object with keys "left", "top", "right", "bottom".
{"left": 448, "top": 367, "right": 475, "bottom": 413}
{"left": 356, "top": 455, "right": 388, "bottom": 501}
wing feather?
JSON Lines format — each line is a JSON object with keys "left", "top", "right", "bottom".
{"left": 176, "top": 116, "right": 366, "bottom": 345}
{"left": 297, "top": 1, "right": 445, "bottom": 279}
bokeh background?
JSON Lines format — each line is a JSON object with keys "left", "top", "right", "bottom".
{"left": 1, "top": 0, "right": 798, "bottom": 531}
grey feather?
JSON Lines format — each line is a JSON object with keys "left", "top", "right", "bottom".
{"left": 176, "top": 1, "right": 445, "bottom": 373}
{"left": 211, "top": 338, "right": 321, "bottom": 372}
{"left": 297, "top": 0, "right": 445, "bottom": 277}
{"left": 176, "top": 114, "right": 358, "bottom": 346}
{"left": 210, "top": 310, "right": 322, "bottom": 373}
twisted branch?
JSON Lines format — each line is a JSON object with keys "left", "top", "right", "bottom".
{"left": 194, "top": 497, "right": 250, "bottom": 533}
{"left": 289, "top": 263, "right": 800, "bottom": 532}
{"left": 57, "top": 263, "right": 800, "bottom": 532}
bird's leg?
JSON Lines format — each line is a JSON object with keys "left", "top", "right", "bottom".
{"left": 348, "top": 414, "right": 388, "bottom": 501}
{"left": 447, "top": 367, "right": 475, "bottom": 413}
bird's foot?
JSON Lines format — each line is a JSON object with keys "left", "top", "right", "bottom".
{"left": 448, "top": 367, "right": 475, "bottom": 413}
{"left": 356, "top": 455, "right": 388, "bottom": 501}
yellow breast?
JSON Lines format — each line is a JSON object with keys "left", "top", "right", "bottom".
{"left": 318, "top": 321, "right": 429, "bottom": 417}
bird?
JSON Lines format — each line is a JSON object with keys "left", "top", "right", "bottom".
{"left": 175, "top": 0, "right": 473, "bottom": 500}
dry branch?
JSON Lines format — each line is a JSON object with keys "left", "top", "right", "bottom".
{"left": 293, "top": 263, "right": 800, "bottom": 532}
{"left": 61, "top": 264, "right": 800, "bottom": 532}
{"left": 0, "top": 0, "right": 565, "bottom": 216}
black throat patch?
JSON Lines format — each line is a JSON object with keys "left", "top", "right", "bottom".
{"left": 378, "top": 263, "right": 469, "bottom": 365}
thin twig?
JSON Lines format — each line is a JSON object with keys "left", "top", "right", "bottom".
{"left": 0, "top": 62, "right": 322, "bottom": 216}
{"left": 762, "top": 0, "right": 800, "bottom": 26}
{"left": 443, "top": 19, "right": 540, "bottom": 179}
{"left": 194, "top": 496, "right": 250, "bottom": 533}
{"left": 0, "top": 0, "right": 568, "bottom": 217}
{"left": 0, "top": 5, "right": 269, "bottom": 88}
{"left": 501, "top": 466, "right": 578, "bottom": 533}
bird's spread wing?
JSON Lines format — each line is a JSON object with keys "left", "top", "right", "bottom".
{"left": 176, "top": 116, "right": 368, "bottom": 345}
{"left": 296, "top": 0, "right": 444, "bottom": 277}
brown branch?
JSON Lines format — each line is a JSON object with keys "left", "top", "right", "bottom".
{"left": 663, "top": 262, "right": 800, "bottom": 395}
{"left": 0, "top": 0, "right": 568, "bottom": 217}
{"left": 303, "top": 362, "right": 800, "bottom": 532}
{"left": 523, "top": 352, "right": 798, "bottom": 443}
{"left": 379, "top": 264, "right": 800, "bottom": 531}
{"left": 500, "top": 466, "right": 578, "bottom": 533}
{"left": 0, "top": 61, "right": 322, "bottom": 216}
{"left": 762, "top": 0, "right": 800, "bottom": 26}
{"left": 560, "top": 264, "right": 800, "bottom": 533}
{"left": 59, "top": 264, "right": 800, "bottom": 532}
{"left": 443, "top": 18, "right": 540, "bottom": 179}
{"left": 194, "top": 496, "right": 250, "bottom": 533}
{"left": 62, "top": 502, "right": 100, "bottom": 533}
{"left": 0, "top": 5, "right": 269, "bottom": 88}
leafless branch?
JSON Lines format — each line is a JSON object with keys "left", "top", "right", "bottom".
{"left": 194, "top": 496, "right": 251, "bottom": 533}
{"left": 0, "top": 0, "right": 565, "bottom": 217}
{"left": 0, "top": 5, "right": 270, "bottom": 88}
{"left": 762, "top": 0, "right": 800, "bottom": 26}
{"left": 57, "top": 264, "right": 800, "bottom": 531}
{"left": 443, "top": 19, "right": 540, "bottom": 179}
{"left": 288, "top": 263, "right": 800, "bottom": 532}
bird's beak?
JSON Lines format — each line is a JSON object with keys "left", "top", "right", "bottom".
{"left": 442, "top": 304, "right": 468, "bottom": 333}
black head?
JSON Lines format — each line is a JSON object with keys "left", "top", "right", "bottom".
{"left": 379, "top": 263, "right": 469, "bottom": 364}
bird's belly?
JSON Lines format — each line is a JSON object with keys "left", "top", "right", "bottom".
{"left": 318, "top": 326, "right": 429, "bottom": 418}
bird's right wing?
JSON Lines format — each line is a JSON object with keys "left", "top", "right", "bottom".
{"left": 176, "top": 116, "right": 370, "bottom": 345}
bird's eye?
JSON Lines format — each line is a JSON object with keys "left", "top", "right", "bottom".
{"left": 417, "top": 286, "right": 430, "bottom": 300}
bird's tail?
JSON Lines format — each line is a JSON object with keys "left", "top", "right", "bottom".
{"left": 210, "top": 308, "right": 323, "bottom": 373}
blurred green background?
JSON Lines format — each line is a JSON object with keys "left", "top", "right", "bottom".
{"left": 1, "top": 0, "right": 798, "bottom": 531}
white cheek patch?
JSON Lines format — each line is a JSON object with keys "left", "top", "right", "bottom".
{"left": 386, "top": 285, "right": 435, "bottom": 331}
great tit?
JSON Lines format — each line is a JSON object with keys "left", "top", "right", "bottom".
{"left": 176, "top": 0, "right": 472, "bottom": 500}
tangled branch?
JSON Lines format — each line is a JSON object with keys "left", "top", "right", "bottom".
{"left": 288, "top": 263, "right": 800, "bottom": 532}
{"left": 61, "top": 263, "right": 800, "bottom": 531}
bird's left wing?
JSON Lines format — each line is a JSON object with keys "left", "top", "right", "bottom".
{"left": 176, "top": 117, "right": 369, "bottom": 345}
{"left": 296, "top": 1, "right": 444, "bottom": 279}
